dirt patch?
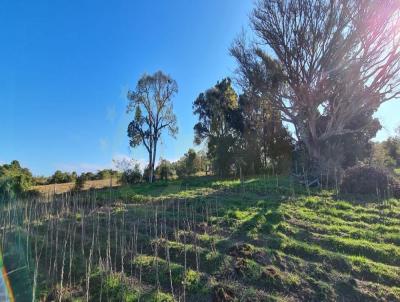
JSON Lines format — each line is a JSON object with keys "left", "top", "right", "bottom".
{"left": 213, "top": 285, "right": 236, "bottom": 302}
{"left": 228, "top": 243, "right": 271, "bottom": 266}
{"left": 261, "top": 266, "right": 278, "bottom": 278}
{"left": 228, "top": 243, "right": 254, "bottom": 258}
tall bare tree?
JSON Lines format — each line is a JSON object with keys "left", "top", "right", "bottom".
{"left": 231, "top": 0, "right": 400, "bottom": 176}
{"left": 127, "top": 71, "right": 178, "bottom": 183}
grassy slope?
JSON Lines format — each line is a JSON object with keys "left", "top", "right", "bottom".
{"left": 4, "top": 176, "right": 400, "bottom": 301}
{"left": 33, "top": 178, "right": 119, "bottom": 194}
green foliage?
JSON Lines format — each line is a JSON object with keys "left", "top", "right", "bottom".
{"left": 182, "top": 269, "right": 201, "bottom": 292}
{"left": 127, "top": 71, "right": 178, "bottom": 183}
{"left": 48, "top": 170, "right": 76, "bottom": 184}
{"left": 148, "top": 291, "right": 175, "bottom": 302}
{"left": 371, "top": 134, "right": 400, "bottom": 173}
{"left": 156, "top": 159, "right": 175, "bottom": 180}
{"left": 95, "top": 169, "right": 120, "bottom": 180}
{"left": 193, "top": 78, "right": 240, "bottom": 176}
{"left": 173, "top": 149, "right": 204, "bottom": 178}
{"left": 90, "top": 271, "right": 139, "bottom": 302}
{"left": 120, "top": 164, "right": 142, "bottom": 185}
{"left": 193, "top": 78, "right": 293, "bottom": 177}
{"left": 234, "top": 93, "right": 294, "bottom": 175}
{"left": 0, "top": 160, "right": 33, "bottom": 199}
{"left": 74, "top": 175, "right": 86, "bottom": 191}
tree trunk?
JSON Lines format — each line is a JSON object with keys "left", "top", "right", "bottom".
{"left": 151, "top": 139, "right": 158, "bottom": 183}
{"left": 148, "top": 147, "right": 153, "bottom": 183}
{"left": 300, "top": 132, "right": 323, "bottom": 178}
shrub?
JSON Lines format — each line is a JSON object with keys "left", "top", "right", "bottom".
{"left": 90, "top": 271, "right": 139, "bottom": 302}
{"left": 340, "top": 165, "right": 400, "bottom": 198}
{"left": 150, "top": 291, "right": 175, "bottom": 302}
{"left": 120, "top": 164, "right": 142, "bottom": 185}
{"left": 0, "top": 160, "right": 33, "bottom": 200}
{"left": 48, "top": 170, "right": 76, "bottom": 184}
{"left": 0, "top": 175, "right": 30, "bottom": 200}
{"left": 155, "top": 159, "right": 175, "bottom": 181}
{"left": 182, "top": 269, "right": 201, "bottom": 292}
{"left": 74, "top": 175, "right": 86, "bottom": 191}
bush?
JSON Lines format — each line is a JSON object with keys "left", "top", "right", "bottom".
{"left": 0, "top": 160, "right": 33, "bottom": 200}
{"left": 48, "top": 170, "right": 76, "bottom": 184}
{"left": 340, "top": 165, "right": 400, "bottom": 198}
{"left": 0, "top": 175, "right": 31, "bottom": 200}
{"left": 74, "top": 175, "right": 86, "bottom": 191}
{"left": 120, "top": 164, "right": 142, "bottom": 185}
{"left": 155, "top": 159, "right": 175, "bottom": 181}
{"left": 182, "top": 269, "right": 201, "bottom": 292}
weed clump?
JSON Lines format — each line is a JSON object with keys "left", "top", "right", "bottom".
{"left": 182, "top": 269, "right": 202, "bottom": 292}
{"left": 212, "top": 284, "right": 236, "bottom": 302}
{"left": 228, "top": 243, "right": 254, "bottom": 258}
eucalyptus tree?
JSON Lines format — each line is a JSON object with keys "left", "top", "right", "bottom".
{"left": 193, "top": 78, "right": 239, "bottom": 176}
{"left": 127, "top": 71, "right": 178, "bottom": 183}
{"left": 231, "top": 0, "right": 400, "bottom": 177}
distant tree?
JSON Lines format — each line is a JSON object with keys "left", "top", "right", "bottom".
{"left": 371, "top": 143, "right": 388, "bottom": 168}
{"left": 113, "top": 157, "right": 136, "bottom": 172}
{"left": 96, "top": 169, "right": 120, "bottom": 180}
{"left": 231, "top": 0, "right": 400, "bottom": 178}
{"left": 113, "top": 158, "right": 142, "bottom": 185}
{"left": 197, "top": 150, "right": 210, "bottom": 175}
{"left": 32, "top": 175, "right": 48, "bottom": 186}
{"left": 74, "top": 175, "right": 86, "bottom": 191}
{"left": 82, "top": 172, "right": 96, "bottom": 181}
{"left": 127, "top": 71, "right": 178, "bottom": 183}
{"left": 173, "top": 158, "right": 187, "bottom": 179}
{"left": 386, "top": 138, "right": 400, "bottom": 164}
{"left": 371, "top": 133, "right": 400, "bottom": 170}
{"left": 184, "top": 149, "right": 201, "bottom": 176}
{"left": 171, "top": 149, "right": 203, "bottom": 178}
{"left": 120, "top": 164, "right": 142, "bottom": 185}
{"left": 193, "top": 78, "right": 239, "bottom": 176}
{"left": 156, "top": 159, "right": 175, "bottom": 181}
{"left": 48, "top": 170, "right": 75, "bottom": 184}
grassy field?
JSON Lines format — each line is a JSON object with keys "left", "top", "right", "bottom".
{"left": 33, "top": 178, "right": 119, "bottom": 194}
{"left": 2, "top": 176, "right": 400, "bottom": 301}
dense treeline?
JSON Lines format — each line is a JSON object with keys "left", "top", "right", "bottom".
{"left": 47, "top": 169, "right": 121, "bottom": 185}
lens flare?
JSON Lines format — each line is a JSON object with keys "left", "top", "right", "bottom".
{"left": 0, "top": 252, "right": 14, "bottom": 302}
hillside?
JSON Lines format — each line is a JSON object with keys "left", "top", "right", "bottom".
{"left": 33, "top": 178, "right": 119, "bottom": 195}
{"left": 3, "top": 176, "right": 400, "bottom": 301}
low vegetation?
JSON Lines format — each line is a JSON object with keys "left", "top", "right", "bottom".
{"left": 340, "top": 165, "right": 400, "bottom": 198}
{"left": 2, "top": 175, "right": 400, "bottom": 301}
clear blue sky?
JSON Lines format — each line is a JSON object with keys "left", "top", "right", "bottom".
{"left": 1, "top": 1, "right": 399, "bottom": 176}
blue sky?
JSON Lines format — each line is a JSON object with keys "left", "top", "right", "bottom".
{"left": 1, "top": 1, "right": 399, "bottom": 176}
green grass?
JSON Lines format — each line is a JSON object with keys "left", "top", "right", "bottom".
{"left": 2, "top": 175, "right": 400, "bottom": 301}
